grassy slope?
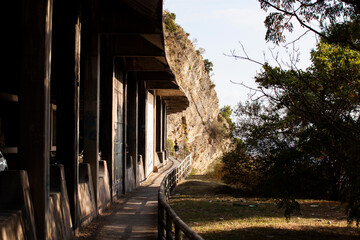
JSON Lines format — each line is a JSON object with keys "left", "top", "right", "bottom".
{"left": 168, "top": 175, "right": 360, "bottom": 240}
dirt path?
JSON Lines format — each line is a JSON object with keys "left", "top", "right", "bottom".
{"left": 76, "top": 158, "right": 180, "bottom": 240}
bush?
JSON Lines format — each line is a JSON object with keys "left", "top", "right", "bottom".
{"left": 167, "top": 139, "right": 174, "bottom": 155}
{"left": 206, "top": 158, "right": 225, "bottom": 180}
{"left": 164, "top": 12, "right": 178, "bottom": 33}
{"left": 203, "top": 59, "right": 213, "bottom": 74}
{"left": 220, "top": 143, "right": 261, "bottom": 193}
{"left": 208, "top": 119, "right": 227, "bottom": 141}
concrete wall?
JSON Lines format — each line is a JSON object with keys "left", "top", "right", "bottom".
{"left": 112, "top": 71, "right": 125, "bottom": 196}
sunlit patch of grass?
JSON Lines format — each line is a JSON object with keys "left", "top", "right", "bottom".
{"left": 168, "top": 175, "right": 360, "bottom": 240}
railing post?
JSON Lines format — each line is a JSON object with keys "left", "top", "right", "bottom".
{"left": 172, "top": 170, "right": 176, "bottom": 191}
{"left": 176, "top": 167, "right": 179, "bottom": 184}
{"left": 158, "top": 200, "right": 165, "bottom": 240}
{"left": 175, "top": 225, "right": 181, "bottom": 240}
{"left": 158, "top": 154, "right": 204, "bottom": 240}
{"left": 166, "top": 211, "right": 172, "bottom": 240}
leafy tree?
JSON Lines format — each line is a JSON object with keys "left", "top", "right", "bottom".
{"left": 230, "top": 41, "right": 360, "bottom": 223}
{"left": 220, "top": 105, "right": 235, "bottom": 130}
{"left": 222, "top": 0, "right": 360, "bottom": 221}
{"left": 220, "top": 105, "right": 232, "bottom": 121}
{"left": 258, "top": 0, "right": 360, "bottom": 51}
{"left": 220, "top": 140, "right": 262, "bottom": 192}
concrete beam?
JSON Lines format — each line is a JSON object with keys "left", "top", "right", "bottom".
{"left": 136, "top": 71, "right": 175, "bottom": 81}
{"left": 95, "top": 0, "right": 162, "bottom": 34}
{"left": 156, "top": 89, "right": 186, "bottom": 97}
{"left": 118, "top": 57, "right": 171, "bottom": 72}
{"left": 146, "top": 81, "right": 179, "bottom": 90}
{"left": 104, "top": 35, "right": 164, "bottom": 57}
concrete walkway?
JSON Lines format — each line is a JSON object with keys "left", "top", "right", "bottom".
{"left": 76, "top": 158, "right": 180, "bottom": 240}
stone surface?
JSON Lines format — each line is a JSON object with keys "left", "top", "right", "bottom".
{"left": 164, "top": 14, "right": 231, "bottom": 173}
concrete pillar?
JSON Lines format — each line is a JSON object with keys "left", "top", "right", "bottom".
{"left": 163, "top": 103, "right": 168, "bottom": 159}
{"left": 156, "top": 96, "right": 163, "bottom": 152}
{"left": 82, "top": 32, "right": 100, "bottom": 210}
{"left": 100, "top": 48, "right": 114, "bottom": 200}
{"left": 163, "top": 103, "right": 167, "bottom": 152}
{"left": 138, "top": 81, "right": 146, "bottom": 177}
{"left": 127, "top": 73, "right": 138, "bottom": 189}
{"left": 19, "top": 0, "right": 53, "bottom": 238}
{"left": 51, "top": 0, "right": 81, "bottom": 230}
{"left": 123, "top": 74, "right": 128, "bottom": 193}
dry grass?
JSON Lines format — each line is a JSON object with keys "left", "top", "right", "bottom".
{"left": 168, "top": 175, "right": 360, "bottom": 240}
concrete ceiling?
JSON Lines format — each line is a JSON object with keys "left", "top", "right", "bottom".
{"left": 88, "top": 0, "right": 188, "bottom": 114}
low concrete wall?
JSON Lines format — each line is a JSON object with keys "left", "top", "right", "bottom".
{"left": 0, "top": 210, "right": 25, "bottom": 240}
{"left": 78, "top": 163, "right": 96, "bottom": 226}
{"left": 49, "top": 164, "right": 73, "bottom": 239}
{"left": 157, "top": 151, "right": 165, "bottom": 164}
{"left": 138, "top": 155, "right": 145, "bottom": 184}
{"left": 0, "top": 170, "right": 37, "bottom": 240}
{"left": 98, "top": 160, "right": 111, "bottom": 211}
{"left": 48, "top": 192, "right": 63, "bottom": 239}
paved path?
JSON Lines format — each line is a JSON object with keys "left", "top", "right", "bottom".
{"left": 76, "top": 158, "right": 180, "bottom": 240}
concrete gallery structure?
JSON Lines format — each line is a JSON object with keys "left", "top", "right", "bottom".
{"left": 0, "top": 0, "right": 189, "bottom": 239}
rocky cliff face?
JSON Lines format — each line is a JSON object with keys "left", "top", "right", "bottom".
{"left": 164, "top": 12, "right": 231, "bottom": 173}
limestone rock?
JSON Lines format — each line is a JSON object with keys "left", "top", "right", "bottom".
{"left": 164, "top": 12, "right": 231, "bottom": 173}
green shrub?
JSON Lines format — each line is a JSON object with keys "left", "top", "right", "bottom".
{"left": 219, "top": 143, "right": 261, "bottom": 193}
{"left": 203, "top": 59, "right": 213, "bottom": 74}
{"left": 167, "top": 139, "right": 174, "bottom": 155}
{"left": 164, "top": 12, "right": 178, "bottom": 33}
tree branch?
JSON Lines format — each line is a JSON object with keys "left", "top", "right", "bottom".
{"left": 261, "top": 0, "right": 360, "bottom": 51}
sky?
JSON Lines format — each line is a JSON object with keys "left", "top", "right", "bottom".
{"left": 164, "top": 0, "right": 318, "bottom": 110}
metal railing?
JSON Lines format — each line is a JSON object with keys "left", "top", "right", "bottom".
{"left": 158, "top": 154, "right": 204, "bottom": 240}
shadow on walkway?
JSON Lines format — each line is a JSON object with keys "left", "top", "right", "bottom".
{"left": 76, "top": 158, "right": 180, "bottom": 240}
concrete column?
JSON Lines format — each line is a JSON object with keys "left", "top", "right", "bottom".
{"left": 100, "top": 47, "right": 114, "bottom": 200}
{"left": 127, "top": 73, "right": 138, "bottom": 188}
{"left": 82, "top": 32, "right": 100, "bottom": 210}
{"left": 138, "top": 81, "right": 146, "bottom": 176}
{"left": 51, "top": 0, "right": 81, "bottom": 230}
{"left": 19, "top": 0, "right": 53, "bottom": 238}
{"left": 163, "top": 103, "right": 167, "bottom": 152}
{"left": 152, "top": 94, "right": 156, "bottom": 170}
{"left": 156, "top": 97, "right": 163, "bottom": 152}
{"left": 123, "top": 74, "right": 128, "bottom": 193}
{"left": 163, "top": 103, "right": 168, "bottom": 159}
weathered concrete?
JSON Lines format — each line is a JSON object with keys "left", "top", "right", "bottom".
{"left": 76, "top": 158, "right": 180, "bottom": 240}
{"left": 50, "top": 164, "right": 74, "bottom": 239}
{"left": 98, "top": 160, "right": 111, "bottom": 211}
{"left": 78, "top": 163, "right": 97, "bottom": 226}
{"left": 0, "top": 210, "right": 25, "bottom": 240}
{"left": 0, "top": 170, "right": 37, "bottom": 240}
